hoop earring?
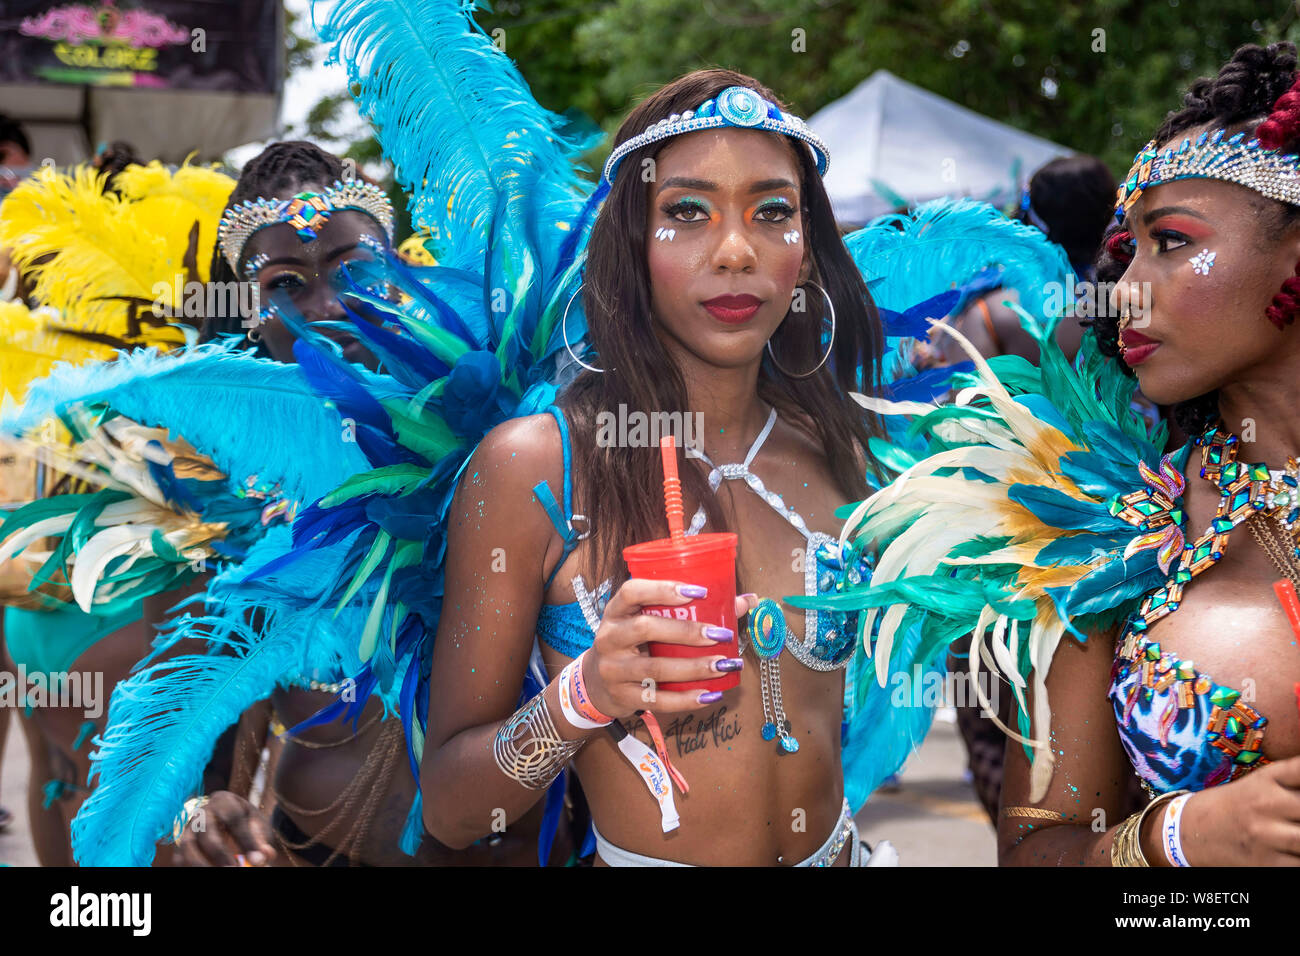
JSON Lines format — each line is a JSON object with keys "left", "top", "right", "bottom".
{"left": 246, "top": 326, "right": 263, "bottom": 345}
{"left": 766, "top": 282, "right": 835, "bottom": 379}
{"left": 560, "top": 282, "right": 607, "bottom": 373}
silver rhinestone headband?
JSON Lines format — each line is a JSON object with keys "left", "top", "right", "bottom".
{"left": 216, "top": 178, "right": 396, "bottom": 271}
{"left": 1115, "top": 128, "right": 1300, "bottom": 223}
{"left": 602, "top": 85, "right": 830, "bottom": 186}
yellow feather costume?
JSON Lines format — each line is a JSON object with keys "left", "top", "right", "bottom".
{"left": 0, "top": 161, "right": 235, "bottom": 404}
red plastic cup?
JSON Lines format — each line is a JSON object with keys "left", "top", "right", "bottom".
{"left": 623, "top": 531, "right": 739, "bottom": 692}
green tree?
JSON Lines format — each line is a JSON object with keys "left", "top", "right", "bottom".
{"left": 480, "top": 0, "right": 1300, "bottom": 174}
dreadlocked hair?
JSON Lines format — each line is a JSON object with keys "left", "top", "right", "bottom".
{"left": 1095, "top": 42, "right": 1300, "bottom": 434}
{"left": 199, "top": 141, "right": 345, "bottom": 350}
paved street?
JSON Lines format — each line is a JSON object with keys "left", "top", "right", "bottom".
{"left": 856, "top": 709, "right": 997, "bottom": 866}
{"left": 0, "top": 713, "right": 37, "bottom": 867}
{"left": 0, "top": 706, "right": 995, "bottom": 868}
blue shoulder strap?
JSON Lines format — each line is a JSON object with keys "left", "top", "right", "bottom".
{"left": 535, "top": 404, "right": 581, "bottom": 592}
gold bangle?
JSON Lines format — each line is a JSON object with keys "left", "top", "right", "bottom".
{"left": 1111, "top": 788, "right": 1189, "bottom": 867}
{"left": 1003, "top": 806, "right": 1064, "bottom": 821}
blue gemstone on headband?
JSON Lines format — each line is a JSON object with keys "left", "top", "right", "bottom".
{"left": 1211, "top": 129, "right": 1224, "bottom": 143}
{"left": 1228, "top": 132, "right": 1244, "bottom": 144}
{"left": 717, "top": 86, "right": 767, "bottom": 127}
{"left": 1179, "top": 139, "right": 1190, "bottom": 153}
{"left": 1196, "top": 131, "right": 1209, "bottom": 146}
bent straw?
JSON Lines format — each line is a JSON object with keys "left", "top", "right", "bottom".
{"left": 660, "top": 434, "right": 684, "bottom": 543}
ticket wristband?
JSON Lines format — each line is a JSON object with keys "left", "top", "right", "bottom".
{"left": 1161, "top": 793, "right": 1193, "bottom": 867}
{"left": 569, "top": 651, "right": 613, "bottom": 725}
{"left": 557, "top": 654, "right": 612, "bottom": 731}
{"left": 606, "top": 721, "right": 680, "bottom": 832}
{"left": 638, "top": 709, "right": 689, "bottom": 795}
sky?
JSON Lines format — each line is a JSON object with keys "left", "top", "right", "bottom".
{"left": 226, "top": 0, "right": 372, "bottom": 171}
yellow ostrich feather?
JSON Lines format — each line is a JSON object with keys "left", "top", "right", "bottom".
{"left": 398, "top": 232, "right": 439, "bottom": 266}
{"left": 0, "top": 300, "right": 115, "bottom": 404}
{"left": 0, "top": 161, "right": 234, "bottom": 347}
{"left": 112, "top": 160, "right": 236, "bottom": 283}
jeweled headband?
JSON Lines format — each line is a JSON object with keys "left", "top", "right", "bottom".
{"left": 1114, "top": 128, "right": 1300, "bottom": 224}
{"left": 216, "top": 179, "right": 397, "bottom": 271}
{"left": 601, "top": 85, "right": 830, "bottom": 186}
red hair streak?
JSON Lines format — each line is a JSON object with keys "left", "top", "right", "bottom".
{"left": 1105, "top": 229, "right": 1134, "bottom": 264}
{"left": 1257, "top": 75, "right": 1300, "bottom": 151}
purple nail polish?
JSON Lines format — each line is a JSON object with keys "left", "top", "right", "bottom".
{"left": 678, "top": 584, "right": 708, "bottom": 599}
{"left": 698, "top": 690, "right": 723, "bottom": 704}
{"left": 714, "top": 657, "right": 744, "bottom": 673}
{"left": 704, "top": 625, "right": 733, "bottom": 641}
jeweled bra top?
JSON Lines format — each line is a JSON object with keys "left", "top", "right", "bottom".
{"left": 1107, "top": 425, "right": 1299, "bottom": 793}
{"left": 533, "top": 405, "right": 870, "bottom": 667}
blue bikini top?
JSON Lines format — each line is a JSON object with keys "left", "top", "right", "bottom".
{"left": 532, "top": 404, "right": 872, "bottom": 667}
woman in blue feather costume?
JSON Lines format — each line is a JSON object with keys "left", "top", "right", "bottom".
{"left": 53, "top": 139, "right": 576, "bottom": 867}
{"left": 172, "top": 142, "right": 574, "bottom": 866}
{"left": 400, "top": 61, "right": 909, "bottom": 866}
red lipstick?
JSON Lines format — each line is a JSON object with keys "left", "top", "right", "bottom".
{"left": 703, "top": 294, "right": 761, "bottom": 323}
{"left": 1121, "top": 328, "right": 1160, "bottom": 367}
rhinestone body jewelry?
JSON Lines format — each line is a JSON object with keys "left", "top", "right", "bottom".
{"left": 783, "top": 230, "right": 800, "bottom": 245}
{"left": 243, "top": 252, "right": 270, "bottom": 282}
{"left": 654, "top": 227, "right": 676, "bottom": 242}
{"left": 1189, "top": 249, "right": 1216, "bottom": 275}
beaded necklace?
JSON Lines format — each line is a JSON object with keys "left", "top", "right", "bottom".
{"left": 1122, "top": 424, "right": 1300, "bottom": 635}
{"left": 1114, "top": 424, "right": 1298, "bottom": 782}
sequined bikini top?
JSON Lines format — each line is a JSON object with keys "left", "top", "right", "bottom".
{"left": 533, "top": 404, "right": 871, "bottom": 667}
{"left": 1108, "top": 426, "right": 1298, "bottom": 794}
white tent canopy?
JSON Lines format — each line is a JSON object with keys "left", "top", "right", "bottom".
{"left": 808, "top": 69, "right": 1072, "bottom": 227}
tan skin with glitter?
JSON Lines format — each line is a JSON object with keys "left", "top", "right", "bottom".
{"left": 999, "top": 130, "right": 1300, "bottom": 866}
{"left": 420, "top": 127, "right": 866, "bottom": 865}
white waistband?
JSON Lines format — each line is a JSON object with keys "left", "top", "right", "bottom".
{"left": 592, "top": 797, "right": 870, "bottom": 867}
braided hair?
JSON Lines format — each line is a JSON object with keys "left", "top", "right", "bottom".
{"left": 200, "top": 141, "right": 345, "bottom": 348}
{"left": 94, "top": 140, "right": 141, "bottom": 194}
{"left": 1093, "top": 42, "right": 1300, "bottom": 434}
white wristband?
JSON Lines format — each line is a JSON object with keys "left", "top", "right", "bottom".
{"left": 612, "top": 727, "right": 680, "bottom": 832}
{"left": 1161, "top": 792, "right": 1193, "bottom": 867}
{"left": 557, "top": 656, "right": 611, "bottom": 731}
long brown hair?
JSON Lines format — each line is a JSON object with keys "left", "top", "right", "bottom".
{"left": 560, "top": 68, "right": 885, "bottom": 593}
